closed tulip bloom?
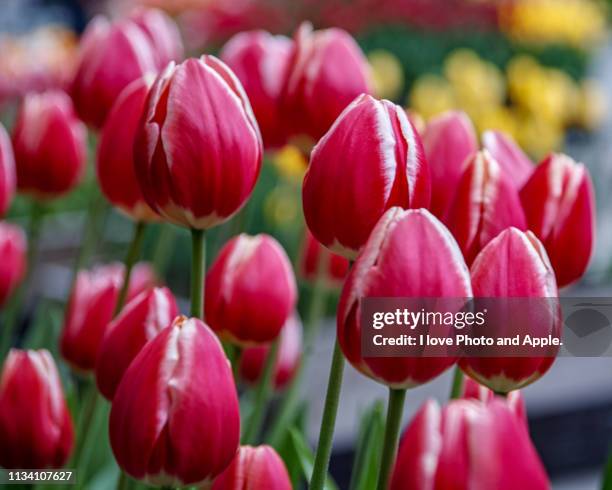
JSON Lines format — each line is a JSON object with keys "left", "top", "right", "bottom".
{"left": 0, "top": 349, "right": 74, "bottom": 469}
{"left": 390, "top": 398, "right": 549, "bottom": 490}
{"left": 303, "top": 95, "right": 429, "bottom": 259}
{"left": 60, "top": 262, "right": 155, "bottom": 372}
{"left": 206, "top": 234, "right": 296, "bottom": 345}
{"left": 461, "top": 377, "right": 526, "bottom": 423}
{"left": 460, "top": 228, "right": 559, "bottom": 393}
{"left": 300, "top": 230, "right": 349, "bottom": 286}
{"left": 0, "top": 123, "right": 16, "bottom": 217}
{"left": 240, "top": 313, "right": 302, "bottom": 390}
{"left": 338, "top": 208, "right": 472, "bottom": 388}
{"left": 110, "top": 316, "right": 240, "bottom": 486}
{"left": 211, "top": 445, "right": 292, "bottom": 490}
{"left": 134, "top": 56, "right": 263, "bottom": 229}
{"left": 444, "top": 150, "right": 526, "bottom": 265}
{"left": 422, "top": 111, "right": 478, "bottom": 217}
{"left": 12, "top": 91, "right": 86, "bottom": 200}
{"left": 482, "top": 130, "right": 533, "bottom": 188}
{"left": 520, "top": 153, "right": 595, "bottom": 287}
{"left": 0, "top": 222, "right": 26, "bottom": 306}
{"left": 129, "top": 9, "right": 183, "bottom": 70}
{"left": 282, "top": 22, "right": 372, "bottom": 141}
{"left": 95, "top": 287, "right": 178, "bottom": 400}
{"left": 220, "top": 30, "right": 293, "bottom": 148}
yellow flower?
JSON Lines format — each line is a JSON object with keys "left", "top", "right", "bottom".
{"left": 264, "top": 186, "right": 299, "bottom": 227}
{"left": 575, "top": 79, "right": 607, "bottom": 130}
{"left": 272, "top": 145, "right": 308, "bottom": 184}
{"left": 368, "top": 49, "right": 404, "bottom": 101}
{"left": 409, "top": 74, "right": 456, "bottom": 120}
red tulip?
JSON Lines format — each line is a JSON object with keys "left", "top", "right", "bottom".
{"left": 520, "top": 153, "right": 595, "bottom": 287}
{"left": 337, "top": 207, "right": 472, "bottom": 388}
{"left": 422, "top": 111, "right": 477, "bottom": 217}
{"left": 211, "top": 445, "right": 292, "bottom": 490}
{"left": 300, "top": 229, "right": 349, "bottom": 286}
{"left": 220, "top": 30, "right": 293, "bottom": 148}
{"left": 482, "top": 130, "right": 533, "bottom": 188}
{"left": 206, "top": 233, "right": 296, "bottom": 345}
{"left": 460, "top": 228, "right": 559, "bottom": 393}
{"left": 240, "top": 313, "right": 302, "bottom": 390}
{"left": 0, "top": 222, "right": 26, "bottom": 306}
{"left": 0, "top": 123, "right": 16, "bottom": 217}
{"left": 134, "top": 56, "right": 263, "bottom": 229}
{"left": 95, "top": 287, "right": 178, "bottom": 400}
{"left": 0, "top": 349, "right": 74, "bottom": 469}
{"left": 444, "top": 150, "right": 526, "bottom": 265}
{"left": 129, "top": 9, "right": 183, "bottom": 70}
{"left": 282, "top": 22, "right": 372, "bottom": 142}
{"left": 12, "top": 91, "right": 86, "bottom": 200}
{"left": 461, "top": 377, "right": 526, "bottom": 424}
{"left": 303, "top": 94, "right": 429, "bottom": 259}
{"left": 390, "top": 398, "right": 550, "bottom": 490}
{"left": 60, "top": 262, "right": 155, "bottom": 372}
{"left": 110, "top": 316, "right": 240, "bottom": 486}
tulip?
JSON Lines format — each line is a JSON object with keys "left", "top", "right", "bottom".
{"left": 390, "top": 398, "right": 550, "bottom": 490}
{"left": 240, "top": 313, "right": 302, "bottom": 390}
{"left": 520, "top": 153, "right": 595, "bottom": 287}
{"left": 133, "top": 56, "right": 263, "bottom": 229}
{"left": 211, "top": 445, "right": 292, "bottom": 490}
{"left": 282, "top": 22, "right": 372, "bottom": 142}
{"left": 0, "top": 349, "right": 74, "bottom": 469}
{"left": 60, "top": 262, "right": 155, "bottom": 372}
{"left": 303, "top": 95, "right": 429, "bottom": 259}
{"left": 422, "top": 111, "right": 478, "bottom": 217}
{"left": 205, "top": 233, "right": 296, "bottom": 345}
{"left": 482, "top": 130, "right": 533, "bottom": 188}
{"left": 129, "top": 9, "right": 183, "bottom": 70}
{"left": 11, "top": 91, "right": 86, "bottom": 200}
{"left": 0, "top": 123, "right": 15, "bottom": 217}
{"left": 300, "top": 229, "right": 349, "bottom": 286}
{"left": 0, "top": 222, "right": 26, "bottom": 306}
{"left": 461, "top": 377, "right": 526, "bottom": 423}
{"left": 444, "top": 150, "right": 526, "bottom": 265}
{"left": 220, "top": 30, "right": 293, "bottom": 148}
{"left": 460, "top": 228, "right": 560, "bottom": 393}
{"left": 110, "top": 316, "right": 240, "bottom": 486}
{"left": 337, "top": 207, "right": 472, "bottom": 388}
{"left": 95, "top": 287, "right": 178, "bottom": 400}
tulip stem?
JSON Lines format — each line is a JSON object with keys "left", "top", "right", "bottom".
{"left": 151, "top": 224, "right": 176, "bottom": 279}
{"left": 309, "top": 339, "right": 345, "bottom": 490}
{"left": 114, "top": 221, "right": 147, "bottom": 317}
{"left": 377, "top": 388, "right": 406, "bottom": 490}
{"left": 190, "top": 229, "right": 206, "bottom": 320}
{"left": 449, "top": 366, "right": 464, "bottom": 399}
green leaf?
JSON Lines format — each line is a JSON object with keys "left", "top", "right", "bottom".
{"left": 349, "top": 400, "right": 386, "bottom": 490}
{"left": 287, "top": 427, "right": 338, "bottom": 490}
{"left": 602, "top": 450, "right": 612, "bottom": 490}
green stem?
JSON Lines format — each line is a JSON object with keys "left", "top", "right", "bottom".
{"left": 449, "top": 366, "right": 464, "bottom": 399}
{"left": 151, "top": 224, "right": 176, "bottom": 279}
{"left": 242, "top": 338, "right": 279, "bottom": 444}
{"left": 116, "top": 470, "right": 129, "bottom": 490}
{"left": 309, "top": 339, "right": 345, "bottom": 490}
{"left": 70, "top": 382, "right": 100, "bottom": 472}
{"left": 377, "top": 388, "right": 406, "bottom": 490}
{"left": 190, "top": 229, "right": 206, "bottom": 319}
{"left": 114, "top": 222, "right": 147, "bottom": 316}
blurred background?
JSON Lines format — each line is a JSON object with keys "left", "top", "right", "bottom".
{"left": 2, "top": 0, "right": 612, "bottom": 488}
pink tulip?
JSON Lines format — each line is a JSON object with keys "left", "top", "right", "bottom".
{"left": 520, "top": 153, "right": 595, "bottom": 287}
{"left": 0, "top": 349, "right": 74, "bottom": 469}
{"left": 461, "top": 377, "right": 526, "bottom": 424}
{"left": 133, "top": 56, "right": 262, "bottom": 229}
{"left": 482, "top": 130, "right": 533, "bottom": 188}
{"left": 12, "top": 91, "right": 86, "bottom": 200}
{"left": 205, "top": 234, "right": 297, "bottom": 345}
{"left": 110, "top": 316, "right": 240, "bottom": 486}
{"left": 220, "top": 30, "right": 293, "bottom": 148}
{"left": 0, "top": 123, "right": 16, "bottom": 217}
{"left": 300, "top": 229, "right": 349, "bottom": 286}
{"left": 303, "top": 94, "right": 429, "bottom": 259}
{"left": 129, "top": 9, "right": 183, "bottom": 70}
{"left": 337, "top": 207, "right": 472, "bottom": 388}
{"left": 444, "top": 150, "right": 526, "bottom": 265}
{"left": 0, "top": 222, "right": 26, "bottom": 306}
{"left": 422, "top": 111, "right": 478, "bottom": 217}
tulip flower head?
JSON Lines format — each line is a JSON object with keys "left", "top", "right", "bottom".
{"left": 300, "top": 229, "right": 349, "bottom": 286}
{"left": 461, "top": 377, "right": 526, "bottom": 423}
{"left": 0, "top": 122, "right": 16, "bottom": 217}
{"left": 482, "top": 130, "right": 533, "bottom": 188}
{"left": 0, "top": 221, "right": 26, "bottom": 306}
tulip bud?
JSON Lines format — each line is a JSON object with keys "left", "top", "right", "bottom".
{"left": 134, "top": 56, "right": 263, "bottom": 229}
{"left": 303, "top": 95, "right": 429, "bottom": 259}
{"left": 482, "top": 130, "right": 533, "bottom": 188}
{"left": 0, "top": 349, "right": 74, "bottom": 469}
{"left": 211, "top": 445, "right": 292, "bottom": 490}
{"left": 338, "top": 207, "right": 472, "bottom": 388}
{"left": 220, "top": 30, "right": 293, "bottom": 148}
{"left": 129, "top": 9, "right": 183, "bottom": 70}
{"left": 390, "top": 398, "right": 549, "bottom": 490}
{"left": 422, "top": 111, "right": 478, "bottom": 217}
{"left": 60, "top": 262, "right": 155, "bottom": 372}
{"left": 206, "top": 234, "right": 296, "bottom": 345}
{"left": 300, "top": 229, "right": 349, "bottom": 286}
{"left": 12, "top": 91, "right": 86, "bottom": 200}
{"left": 95, "top": 287, "right": 178, "bottom": 400}
{"left": 461, "top": 377, "right": 526, "bottom": 424}
{"left": 0, "top": 123, "right": 16, "bottom": 217}
{"left": 110, "top": 316, "right": 240, "bottom": 486}
{"left": 240, "top": 313, "right": 302, "bottom": 390}
{"left": 520, "top": 153, "right": 595, "bottom": 287}
{"left": 444, "top": 150, "right": 527, "bottom": 265}
{"left": 0, "top": 222, "right": 26, "bottom": 306}
{"left": 282, "top": 22, "right": 372, "bottom": 142}
{"left": 460, "top": 228, "right": 559, "bottom": 393}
